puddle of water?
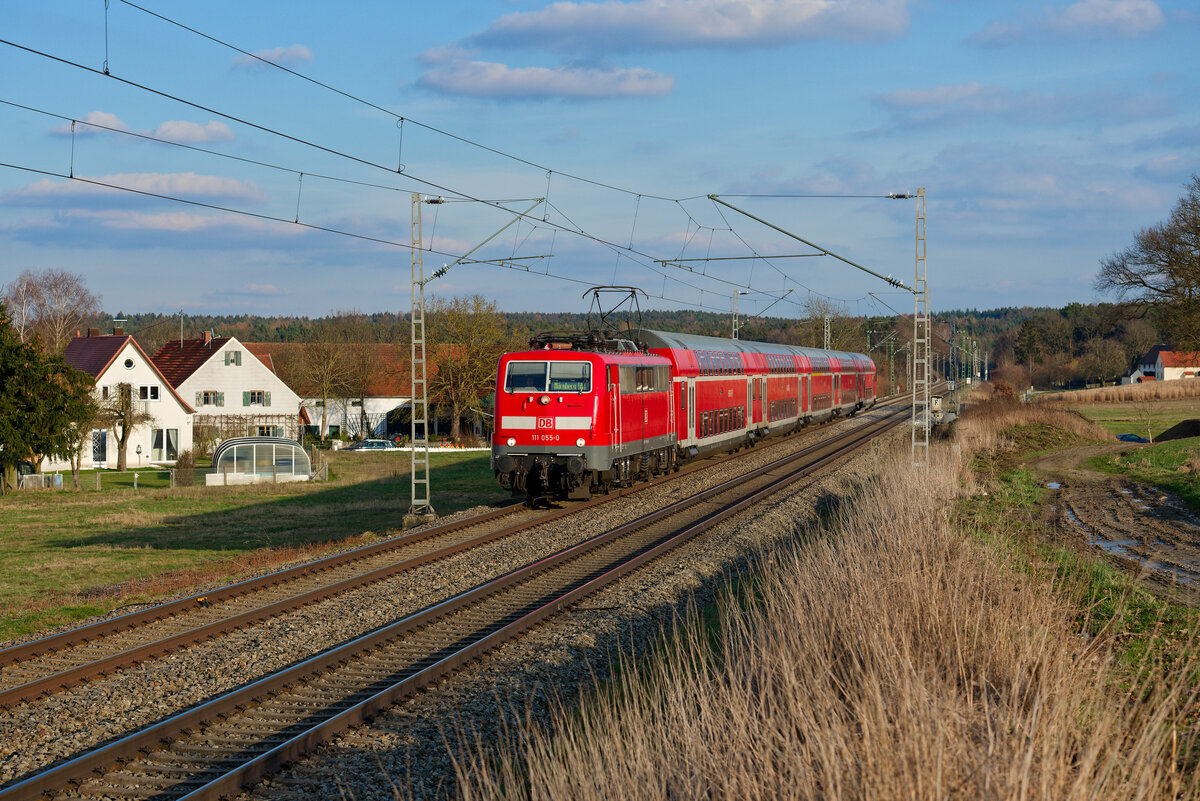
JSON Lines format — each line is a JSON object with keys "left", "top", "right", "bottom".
{"left": 1046, "top": 482, "right": 1062, "bottom": 489}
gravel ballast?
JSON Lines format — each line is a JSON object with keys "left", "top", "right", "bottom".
{"left": 1, "top": 406, "right": 901, "bottom": 794}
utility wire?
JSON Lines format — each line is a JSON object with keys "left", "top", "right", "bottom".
{"left": 113, "top": 0, "right": 682, "bottom": 202}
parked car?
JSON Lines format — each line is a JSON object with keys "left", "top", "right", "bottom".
{"left": 344, "top": 438, "right": 399, "bottom": 450}
{"left": 1116, "top": 433, "right": 1150, "bottom": 443}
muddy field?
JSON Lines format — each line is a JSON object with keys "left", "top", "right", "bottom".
{"left": 1034, "top": 445, "right": 1200, "bottom": 602}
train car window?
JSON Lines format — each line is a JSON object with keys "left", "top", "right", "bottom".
{"left": 505, "top": 361, "right": 547, "bottom": 392}
{"left": 548, "top": 362, "right": 591, "bottom": 393}
{"left": 619, "top": 366, "right": 636, "bottom": 393}
{"left": 658, "top": 366, "right": 670, "bottom": 390}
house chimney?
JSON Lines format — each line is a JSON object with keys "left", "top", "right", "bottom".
{"left": 203, "top": 331, "right": 213, "bottom": 345}
{"left": 113, "top": 327, "right": 125, "bottom": 336}
{"left": 88, "top": 327, "right": 100, "bottom": 337}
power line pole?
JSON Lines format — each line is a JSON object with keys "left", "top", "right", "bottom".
{"left": 911, "top": 188, "right": 929, "bottom": 463}
{"left": 408, "top": 193, "right": 439, "bottom": 524}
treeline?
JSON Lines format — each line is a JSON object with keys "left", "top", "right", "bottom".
{"left": 88, "top": 302, "right": 1165, "bottom": 392}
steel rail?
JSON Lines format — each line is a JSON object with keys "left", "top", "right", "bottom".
{"left": 0, "top": 394, "right": 912, "bottom": 711}
{"left": 0, "top": 406, "right": 907, "bottom": 801}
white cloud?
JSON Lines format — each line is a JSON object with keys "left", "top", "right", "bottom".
{"left": 147, "top": 120, "right": 235, "bottom": 143}
{"left": 968, "top": 0, "right": 1165, "bottom": 47}
{"left": 1046, "top": 0, "right": 1165, "bottom": 36}
{"left": 472, "top": 0, "right": 909, "bottom": 52}
{"left": 418, "top": 60, "right": 674, "bottom": 99}
{"left": 1135, "top": 154, "right": 1186, "bottom": 181}
{"left": 50, "top": 110, "right": 130, "bottom": 136}
{"left": 233, "top": 44, "right": 313, "bottom": 68}
{"left": 1, "top": 173, "right": 268, "bottom": 206}
{"left": 872, "top": 81, "right": 1171, "bottom": 127}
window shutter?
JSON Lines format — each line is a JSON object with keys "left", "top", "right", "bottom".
{"left": 235, "top": 351, "right": 242, "bottom": 366}
{"left": 243, "top": 391, "right": 251, "bottom": 406}
{"left": 195, "top": 391, "right": 202, "bottom": 406}
{"left": 225, "top": 351, "right": 231, "bottom": 365}
{"left": 264, "top": 391, "right": 271, "bottom": 407}
{"left": 217, "top": 392, "right": 224, "bottom": 407}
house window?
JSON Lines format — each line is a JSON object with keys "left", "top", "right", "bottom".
{"left": 123, "top": 358, "right": 134, "bottom": 369}
{"left": 244, "top": 390, "right": 270, "bottom": 406}
{"left": 139, "top": 385, "right": 160, "bottom": 401}
{"left": 150, "top": 428, "right": 179, "bottom": 461}
{"left": 224, "top": 350, "right": 242, "bottom": 366}
{"left": 199, "top": 390, "right": 224, "bottom": 407}
{"left": 255, "top": 425, "right": 282, "bottom": 437}
{"left": 101, "top": 386, "right": 109, "bottom": 400}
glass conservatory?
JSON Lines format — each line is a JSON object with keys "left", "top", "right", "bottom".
{"left": 208, "top": 437, "right": 312, "bottom": 485}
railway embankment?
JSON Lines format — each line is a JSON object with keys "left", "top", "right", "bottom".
{"left": 442, "top": 389, "right": 1200, "bottom": 801}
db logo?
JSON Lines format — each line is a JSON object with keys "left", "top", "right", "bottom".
{"left": 536, "top": 417, "right": 554, "bottom": 429}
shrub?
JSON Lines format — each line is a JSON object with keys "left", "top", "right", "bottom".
{"left": 174, "top": 449, "right": 196, "bottom": 487}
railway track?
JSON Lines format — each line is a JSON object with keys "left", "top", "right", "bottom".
{"left": 1, "top": 403, "right": 908, "bottom": 801}
{"left": 0, "top": 393, "right": 913, "bottom": 714}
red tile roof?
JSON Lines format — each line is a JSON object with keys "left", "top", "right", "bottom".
{"left": 243, "top": 342, "right": 412, "bottom": 397}
{"left": 151, "top": 337, "right": 234, "bottom": 388}
{"left": 63, "top": 335, "right": 131, "bottom": 378}
{"left": 1158, "top": 351, "right": 1200, "bottom": 368}
{"left": 63, "top": 334, "right": 196, "bottom": 413}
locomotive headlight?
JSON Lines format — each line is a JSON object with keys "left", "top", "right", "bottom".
{"left": 539, "top": 395, "right": 551, "bottom": 405}
{"left": 506, "top": 437, "right": 516, "bottom": 447}
{"left": 576, "top": 437, "right": 585, "bottom": 447}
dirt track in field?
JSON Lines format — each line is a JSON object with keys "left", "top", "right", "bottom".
{"left": 1033, "top": 445, "right": 1200, "bottom": 602}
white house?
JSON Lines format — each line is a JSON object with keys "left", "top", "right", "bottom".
{"left": 1155, "top": 350, "right": 1200, "bottom": 381}
{"left": 44, "top": 329, "right": 195, "bottom": 470}
{"left": 244, "top": 342, "right": 410, "bottom": 439}
{"left": 152, "top": 334, "right": 305, "bottom": 452}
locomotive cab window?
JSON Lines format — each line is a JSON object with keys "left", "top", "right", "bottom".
{"left": 504, "top": 361, "right": 592, "bottom": 393}
{"left": 505, "top": 361, "right": 548, "bottom": 392}
{"left": 549, "top": 362, "right": 591, "bottom": 393}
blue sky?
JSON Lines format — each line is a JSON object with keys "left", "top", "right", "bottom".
{"left": 1, "top": 0, "right": 1197, "bottom": 321}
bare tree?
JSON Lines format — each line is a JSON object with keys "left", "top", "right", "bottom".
{"left": 1, "top": 271, "right": 39, "bottom": 343}
{"left": 426, "top": 295, "right": 515, "bottom": 442}
{"left": 301, "top": 317, "right": 352, "bottom": 437}
{"left": 799, "top": 295, "right": 862, "bottom": 351}
{"left": 98, "top": 382, "right": 154, "bottom": 471}
{"left": 1096, "top": 174, "right": 1200, "bottom": 350}
{"left": 1, "top": 268, "right": 102, "bottom": 352}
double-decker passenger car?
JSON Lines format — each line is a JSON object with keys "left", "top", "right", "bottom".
{"left": 492, "top": 329, "right": 875, "bottom": 503}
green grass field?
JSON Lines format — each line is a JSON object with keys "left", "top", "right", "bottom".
{"left": 0, "top": 451, "right": 507, "bottom": 641}
{"left": 1072, "top": 397, "right": 1200, "bottom": 439}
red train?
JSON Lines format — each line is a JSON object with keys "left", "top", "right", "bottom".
{"left": 492, "top": 329, "right": 876, "bottom": 502}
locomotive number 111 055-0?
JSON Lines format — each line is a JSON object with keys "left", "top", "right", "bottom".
{"left": 531, "top": 433, "right": 560, "bottom": 442}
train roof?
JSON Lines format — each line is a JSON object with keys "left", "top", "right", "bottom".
{"left": 633, "top": 329, "right": 871, "bottom": 365}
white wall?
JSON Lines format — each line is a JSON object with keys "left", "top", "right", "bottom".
{"left": 178, "top": 337, "right": 303, "bottom": 434}
{"left": 303, "top": 396, "right": 409, "bottom": 438}
{"left": 43, "top": 339, "right": 194, "bottom": 471}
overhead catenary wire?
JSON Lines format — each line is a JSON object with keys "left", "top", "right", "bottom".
{"left": 111, "top": 0, "right": 684, "bottom": 203}
{"left": 1, "top": 28, "right": 897, "bottom": 315}
{"left": 0, "top": 43, "right": 783, "bottom": 305}
{"left": 0, "top": 159, "right": 732, "bottom": 316}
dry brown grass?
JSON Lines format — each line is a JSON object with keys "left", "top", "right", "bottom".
{"left": 455, "top": 446, "right": 1200, "bottom": 801}
{"left": 1041, "top": 379, "right": 1200, "bottom": 405}
{"left": 955, "top": 387, "right": 1110, "bottom": 455}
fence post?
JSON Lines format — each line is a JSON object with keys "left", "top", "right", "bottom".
{"left": 133, "top": 472, "right": 138, "bottom": 490}
{"left": 96, "top": 472, "right": 101, "bottom": 491}
{"left": 170, "top": 469, "right": 175, "bottom": 489}
{"left": 272, "top": 463, "right": 278, "bottom": 484}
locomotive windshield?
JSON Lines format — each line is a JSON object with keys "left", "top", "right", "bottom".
{"left": 504, "top": 361, "right": 591, "bottom": 393}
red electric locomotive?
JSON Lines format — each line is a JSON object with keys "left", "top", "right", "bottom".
{"left": 492, "top": 328, "right": 876, "bottom": 503}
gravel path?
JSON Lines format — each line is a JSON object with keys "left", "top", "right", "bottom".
{"left": 1, "top": 406, "right": 898, "bottom": 792}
